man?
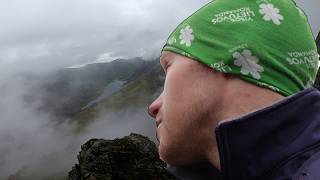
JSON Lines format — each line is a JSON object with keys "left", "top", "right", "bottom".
{"left": 148, "top": 0, "right": 320, "bottom": 179}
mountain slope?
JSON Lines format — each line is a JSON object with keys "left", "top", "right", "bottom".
{"left": 30, "top": 57, "right": 157, "bottom": 118}
{"left": 72, "top": 60, "right": 164, "bottom": 123}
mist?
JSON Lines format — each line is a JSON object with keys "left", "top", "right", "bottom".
{"left": 0, "top": 74, "right": 157, "bottom": 178}
{"left": 0, "top": 0, "right": 317, "bottom": 74}
{"left": 0, "top": 0, "right": 212, "bottom": 74}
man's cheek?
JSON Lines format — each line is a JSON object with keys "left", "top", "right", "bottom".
{"left": 165, "top": 77, "right": 187, "bottom": 102}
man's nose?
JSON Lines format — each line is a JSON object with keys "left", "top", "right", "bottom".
{"left": 148, "top": 93, "right": 163, "bottom": 118}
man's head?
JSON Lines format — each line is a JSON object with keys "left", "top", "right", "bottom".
{"left": 148, "top": 0, "right": 319, "bottom": 167}
{"left": 148, "top": 51, "right": 226, "bottom": 165}
{"left": 148, "top": 51, "right": 284, "bottom": 166}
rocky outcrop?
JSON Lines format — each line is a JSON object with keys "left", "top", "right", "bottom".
{"left": 67, "top": 133, "right": 177, "bottom": 180}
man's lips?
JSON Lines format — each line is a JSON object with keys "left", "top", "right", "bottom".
{"left": 155, "top": 119, "right": 161, "bottom": 142}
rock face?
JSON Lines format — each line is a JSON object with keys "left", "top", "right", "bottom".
{"left": 67, "top": 133, "right": 177, "bottom": 180}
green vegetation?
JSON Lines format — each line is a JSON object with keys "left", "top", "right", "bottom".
{"left": 72, "top": 61, "right": 164, "bottom": 124}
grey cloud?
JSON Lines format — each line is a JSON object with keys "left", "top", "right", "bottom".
{"left": 0, "top": 0, "right": 318, "bottom": 74}
{"left": 0, "top": 0, "right": 207, "bottom": 74}
{"left": 296, "top": 0, "right": 320, "bottom": 36}
{"left": 0, "top": 0, "right": 210, "bottom": 73}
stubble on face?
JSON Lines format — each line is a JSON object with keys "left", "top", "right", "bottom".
{"left": 157, "top": 52, "right": 223, "bottom": 166}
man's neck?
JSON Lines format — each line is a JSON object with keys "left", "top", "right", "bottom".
{"left": 207, "top": 81, "right": 285, "bottom": 170}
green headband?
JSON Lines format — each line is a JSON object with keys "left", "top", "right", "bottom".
{"left": 162, "top": 0, "right": 319, "bottom": 96}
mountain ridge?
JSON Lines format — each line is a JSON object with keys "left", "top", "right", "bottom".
{"left": 26, "top": 57, "right": 162, "bottom": 120}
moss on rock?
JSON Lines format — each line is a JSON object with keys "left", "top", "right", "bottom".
{"left": 68, "top": 133, "right": 177, "bottom": 180}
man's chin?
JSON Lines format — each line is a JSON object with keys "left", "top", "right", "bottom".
{"left": 159, "top": 144, "right": 185, "bottom": 166}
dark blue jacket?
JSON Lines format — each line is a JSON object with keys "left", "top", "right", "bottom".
{"left": 168, "top": 88, "right": 320, "bottom": 180}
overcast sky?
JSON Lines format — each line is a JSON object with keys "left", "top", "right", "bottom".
{"left": 0, "top": 0, "right": 319, "bottom": 73}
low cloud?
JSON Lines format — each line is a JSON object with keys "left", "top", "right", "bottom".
{"left": 0, "top": 0, "right": 211, "bottom": 74}
{"left": 0, "top": 0, "right": 317, "bottom": 74}
{"left": 0, "top": 75, "right": 157, "bottom": 179}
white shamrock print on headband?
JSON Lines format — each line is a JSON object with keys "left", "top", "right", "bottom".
{"left": 233, "top": 49, "right": 264, "bottom": 79}
{"left": 167, "top": 36, "right": 177, "bottom": 45}
{"left": 179, "top": 25, "right": 194, "bottom": 47}
{"left": 259, "top": 3, "right": 283, "bottom": 25}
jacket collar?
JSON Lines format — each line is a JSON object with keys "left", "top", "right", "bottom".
{"left": 166, "top": 162, "right": 221, "bottom": 180}
{"left": 216, "top": 88, "right": 320, "bottom": 179}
